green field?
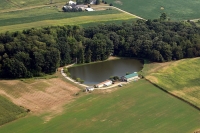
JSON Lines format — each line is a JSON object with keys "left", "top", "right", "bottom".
{"left": 0, "top": 80, "right": 199, "bottom": 133}
{"left": 0, "top": 0, "right": 66, "bottom": 10}
{"left": 0, "top": 96, "right": 26, "bottom": 126}
{"left": 0, "top": 12, "right": 135, "bottom": 32}
{"left": 143, "top": 58, "right": 200, "bottom": 109}
{"left": 105, "top": 0, "right": 200, "bottom": 21}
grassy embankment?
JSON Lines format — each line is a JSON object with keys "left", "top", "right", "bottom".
{"left": 0, "top": 79, "right": 199, "bottom": 133}
{"left": 141, "top": 57, "right": 200, "bottom": 109}
{"left": 0, "top": 4, "right": 137, "bottom": 33}
{"left": 105, "top": 0, "right": 200, "bottom": 21}
{"left": 0, "top": 96, "right": 26, "bottom": 126}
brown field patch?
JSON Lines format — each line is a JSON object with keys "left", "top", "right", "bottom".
{"left": 0, "top": 75, "right": 80, "bottom": 121}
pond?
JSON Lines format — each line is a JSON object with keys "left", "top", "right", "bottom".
{"left": 68, "top": 58, "right": 143, "bottom": 85}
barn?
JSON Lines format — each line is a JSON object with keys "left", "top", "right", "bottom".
{"left": 121, "top": 72, "right": 139, "bottom": 82}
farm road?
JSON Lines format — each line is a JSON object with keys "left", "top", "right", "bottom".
{"left": 99, "top": 6, "right": 146, "bottom": 20}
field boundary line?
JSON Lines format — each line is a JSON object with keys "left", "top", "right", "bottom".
{"left": 6, "top": 0, "right": 21, "bottom": 8}
{"left": 98, "top": 6, "right": 146, "bottom": 20}
{"left": 145, "top": 78, "right": 200, "bottom": 111}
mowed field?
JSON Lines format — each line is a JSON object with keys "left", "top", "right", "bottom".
{"left": 0, "top": 71, "right": 81, "bottom": 125}
{"left": 143, "top": 57, "right": 200, "bottom": 109}
{"left": 0, "top": 79, "right": 199, "bottom": 133}
{"left": 105, "top": 0, "right": 200, "bottom": 21}
{"left": 0, "top": 96, "right": 26, "bottom": 126}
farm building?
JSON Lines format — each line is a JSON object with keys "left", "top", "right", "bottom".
{"left": 68, "top": 0, "right": 76, "bottom": 5}
{"left": 95, "top": 80, "right": 112, "bottom": 88}
{"left": 121, "top": 72, "right": 139, "bottom": 82}
{"left": 86, "top": 86, "right": 94, "bottom": 92}
{"left": 85, "top": 8, "right": 94, "bottom": 11}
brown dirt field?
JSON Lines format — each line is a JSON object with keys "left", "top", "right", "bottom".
{"left": 0, "top": 73, "right": 80, "bottom": 121}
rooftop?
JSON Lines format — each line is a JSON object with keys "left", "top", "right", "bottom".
{"left": 125, "top": 72, "right": 138, "bottom": 79}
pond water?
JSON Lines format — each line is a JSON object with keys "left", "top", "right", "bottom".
{"left": 68, "top": 58, "right": 143, "bottom": 85}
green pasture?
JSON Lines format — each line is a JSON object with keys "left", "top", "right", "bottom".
{"left": 144, "top": 58, "right": 200, "bottom": 109}
{"left": 0, "top": 96, "right": 26, "bottom": 126}
{"left": 0, "top": 80, "right": 199, "bottom": 133}
{"left": 105, "top": 0, "right": 200, "bottom": 21}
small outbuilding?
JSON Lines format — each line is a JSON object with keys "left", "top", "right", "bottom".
{"left": 85, "top": 8, "right": 94, "bottom": 11}
{"left": 95, "top": 80, "right": 112, "bottom": 88}
{"left": 121, "top": 72, "right": 139, "bottom": 82}
{"left": 86, "top": 86, "right": 94, "bottom": 92}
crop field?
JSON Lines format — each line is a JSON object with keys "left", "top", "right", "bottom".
{"left": 143, "top": 57, "right": 200, "bottom": 109}
{"left": 105, "top": 0, "right": 200, "bottom": 21}
{"left": 0, "top": 79, "right": 199, "bottom": 133}
{"left": 0, "top": 96, "right": 26, "bottom": 126}
{"left": 0, "top": 7, "right": 122, "bottom": 27}
{"left": 0, "top": 12, "right": 135, "bottom": 32}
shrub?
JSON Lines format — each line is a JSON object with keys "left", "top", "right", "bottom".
{"left": 76, "top": 78, "right": 81, "bottom": 82}
{"left": 109, "top": 3, "right": 113, "bottom": 6}
{"left": 80, "top": 79, "right": 84, "bottom": 84}
{"left": 104, "top": 1, "right": 107, "bottom": 4}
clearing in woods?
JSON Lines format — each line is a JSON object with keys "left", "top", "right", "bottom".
{"left": 0, "top": 80, "right": 199, "bottom": 133}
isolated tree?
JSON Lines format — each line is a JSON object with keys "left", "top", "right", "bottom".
{"left": 160, "top": 13, "right": 167, "bottom": 21}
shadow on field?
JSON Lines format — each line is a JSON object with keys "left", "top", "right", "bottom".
{"left": 144, "top": 78, "right": 200, "bottom": 111}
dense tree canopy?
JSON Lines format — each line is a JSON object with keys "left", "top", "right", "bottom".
{"left": 0, "top": 20, "right": 200, "bottom": 78}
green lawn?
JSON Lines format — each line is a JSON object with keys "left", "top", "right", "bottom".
{"left": 0, "top": 96, "right": 26, "bottom": 126}
{"left": 0, "top": 80, "right": 199, "bottom": 133}
{"left": 105, "top": 0, "right": 200, "bottom": 21}
{"left": 144, "top": 58, "right": 200, "bottom": 109}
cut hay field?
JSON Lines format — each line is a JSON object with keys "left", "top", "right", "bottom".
{"left": 105, "top": 0, "right": 200, "bottom": 21}
{"left": 0, "top": 80, "right": 199, "bottom": 133}
{"left": 0, "top": 5, "right": 137, "bottom": 33}
{"left": 143, "top": 57, "right": 200, "bottom": 109}
{"left": 0, "top": 96, "right": 26, "bottom": 126}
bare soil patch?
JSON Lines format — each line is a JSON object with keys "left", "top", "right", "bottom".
{"left": 0, "top": 74, "right": 80, "bottom": 121}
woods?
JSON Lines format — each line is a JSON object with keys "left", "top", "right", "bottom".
{"left": 0, "top": 20, "right": 200, "bottom": 78}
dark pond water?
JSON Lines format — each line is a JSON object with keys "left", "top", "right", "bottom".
{"left": 68, "top": 58, "right": 143, "bottom": 85}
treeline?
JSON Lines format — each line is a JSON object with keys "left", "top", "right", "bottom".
{"left": 0, "top": 20, "right": 200, "bottom": 78}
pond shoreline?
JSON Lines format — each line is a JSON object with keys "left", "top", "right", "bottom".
{"left": 61, "top": 56, "right": 143, "bottom": 89}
